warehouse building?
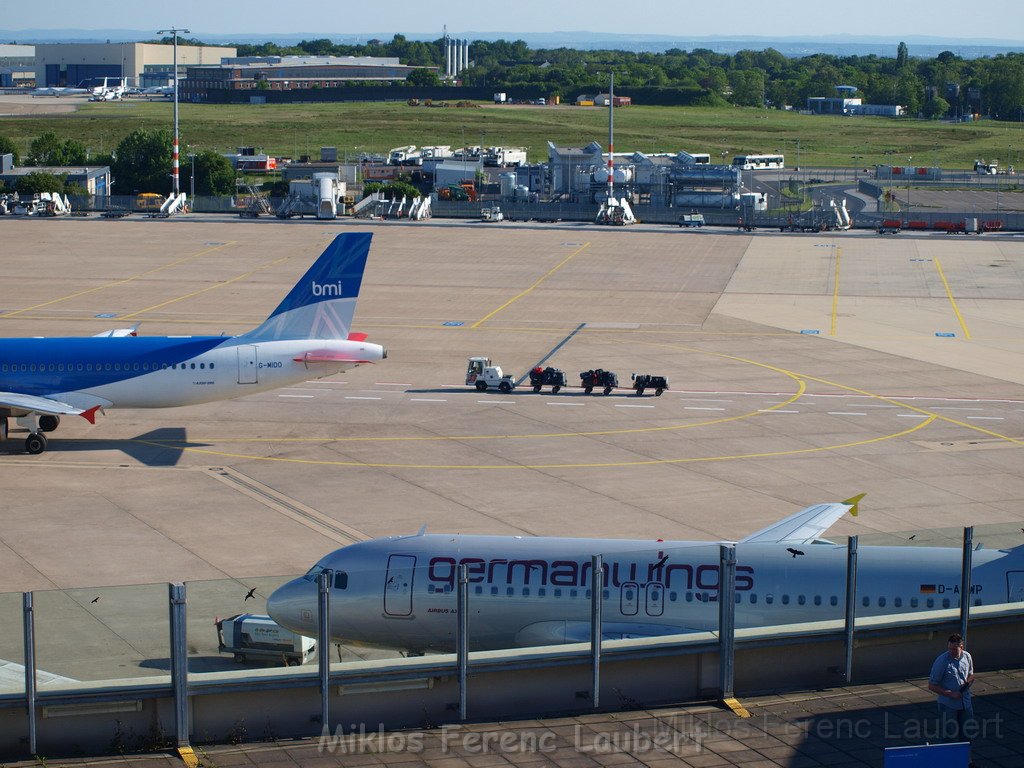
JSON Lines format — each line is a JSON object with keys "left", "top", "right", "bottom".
{"left": 33, "top": 42, "right": 236, "bottom": 88}
{"left": 0, "top": 154, "right": 110, "bottom": 195}
{"left": 181, "top": 55, "right": 436, "bottom": 99}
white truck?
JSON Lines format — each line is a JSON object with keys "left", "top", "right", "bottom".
{"left": 481, "top": 205, "right": 504, "bottom": 222}
{"left": 216, "top": 613, "right": 315, "bottom": 666}
{"left": 466, "top": 357, "right": 517, "bottom": 392}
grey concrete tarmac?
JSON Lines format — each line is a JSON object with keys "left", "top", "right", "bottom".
{"left": 0, "top": 216, "right": 1022, "bottom": 683}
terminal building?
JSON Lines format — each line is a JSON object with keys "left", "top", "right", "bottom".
{"left": 33, "top": 42, "right": 236, "bottom": 88}
{"left": 807, "top": 85, "right": 905, "bottom": 117}
{"left": 181, "top": 56, "right": 438, "bottom": 100}
{"left": 0, "top": 44, "right": 35, "bottom": 87}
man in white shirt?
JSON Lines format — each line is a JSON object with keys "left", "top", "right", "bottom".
{"left": 928, "top": 633, "right": 975, "bottom": 742}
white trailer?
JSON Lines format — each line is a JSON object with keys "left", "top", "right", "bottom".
{"left": 217, "top": 613, "right": 315, "bottom": 665}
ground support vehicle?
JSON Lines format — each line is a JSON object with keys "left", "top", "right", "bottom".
{"left": 877, "top": 219, "right": 903, "bottom": 234}
{"left": 678, "top": 213, "right": 705, "bottom": 228}
{"left": 466, "top": 357, "right": 517, "bottom": 393}
{"left": 632, "top": 373, "right": 668, "bottom": 396}
{"left": 579, "top": 369, "right": 618, "bottom": 395}
{"left": 528, "top": 366, "right": 567, "bottom": 393}
{"left": 216, "top": 613, "right": 314, "bottom": 666}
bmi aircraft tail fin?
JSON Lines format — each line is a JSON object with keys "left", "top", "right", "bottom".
{"left": 242, "top": 233, "right": 373, "bottom": 341}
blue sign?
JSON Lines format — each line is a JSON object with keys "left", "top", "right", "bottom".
{"left": 95, "top": 313, "right": 118, "bottom": 318}
{"left": 884, "top": 742, "right": 970, "bottom": 767}
{"left": 443, "top": 321, "right": 465, "bottom": 327}
{"left": 935, "top": 332, "right": 956, "bottom": 337}
{"left": 800, "top": 330, "right": 821, "bottom": 335}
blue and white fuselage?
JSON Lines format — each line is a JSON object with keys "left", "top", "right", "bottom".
{"left": 0, "top": 233, "right": 385, "bottom": 453}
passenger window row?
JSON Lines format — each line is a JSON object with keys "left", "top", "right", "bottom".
{"left": 0, "top": 361, "right": 214, "bottom": 373}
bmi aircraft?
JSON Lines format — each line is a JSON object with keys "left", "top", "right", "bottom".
{"left": 0, "top": 233, "right": 385, "bottom": 454}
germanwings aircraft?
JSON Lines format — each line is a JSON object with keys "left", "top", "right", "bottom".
{"left": 0, "top": 232, "right": 385, "bottom": 454}
{"left": 267, "top": 495, "right": 1024, "bottom": 652}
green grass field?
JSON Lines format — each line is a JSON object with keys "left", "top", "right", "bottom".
{"left": 2, "top": 99, "right": 1023, "bottom": 169}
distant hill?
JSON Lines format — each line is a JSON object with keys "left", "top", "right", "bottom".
{"left": 2, "top": 29, "right": 1022, "bottom": 59}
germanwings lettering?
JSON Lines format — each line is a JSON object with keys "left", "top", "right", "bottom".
{"left": 427, "top": 555, "right": 755, "bottom": 591}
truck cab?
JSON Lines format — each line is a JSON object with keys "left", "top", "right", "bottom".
{"left": 466, "top": 357, "right": 516, "bottom": 392}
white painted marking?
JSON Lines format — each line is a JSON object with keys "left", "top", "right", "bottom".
{"left": 679, "top": 398, "right": 734, "bottom": 403}
{"left": 967, "top": 416, "right": 1005, "bottom": 421}
{"left": 932, "top": 406, "right": 986, "bottom": 411}
{"left": 305, "top": 380, "right": 347, "bottom": 385}
{"left": 375, "top": 382, "right": 412, "bottom": 386}
{"left": 758, "top": 409, "right": 799, "bottom": 413}
{"left": 345, "top": 396, "right": 382, "bottom": 401}
{"left": 857, "top": 404, "right": 898, "bottom": 408}
{"left": 410, "top": 398, "right": 447, "bottom": 403}
{"left": 281, "top": 388, "right": 322, "bottom": 392}
{"left": 547, "top": 402, "right": 585, "bottom": 406}
{"left": 360, "top": 390, "right": 400, "bottom": 394}
{"left": 478, "top": 400, "right": 514, "bottom": 404}
{"left": 828, "top": 412, "right": 867, "bottom": 416}
{"left": 279, "top": 394, "right": 315, "bottom": 399}
{"left": 685, "top": 406, "right": 726, "bottom": 411}
{"left": 897, "top": 414, "right": 929, "bottom": 418}
{"left": 616, "top": 404, "right": 655, "bottom": 409}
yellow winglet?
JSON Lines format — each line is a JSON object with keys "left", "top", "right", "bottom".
{"left": 842, "top": 493, "right": 866, "bottom": 517}
{"left": 177, "top": 746, "right": 201, "bottom": 768}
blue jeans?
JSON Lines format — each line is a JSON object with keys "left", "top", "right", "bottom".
{"left": 938, "top": 701, "right": 974, "bottom": 742}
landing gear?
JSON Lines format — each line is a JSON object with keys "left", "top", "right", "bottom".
{"left": 39, "top": 414, "right": 60, "bottom": 432}
{"left": 25, "top": 432, "right": 47, "bottom": 455}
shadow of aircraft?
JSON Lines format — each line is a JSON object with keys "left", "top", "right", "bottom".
{"left": 4, "top": 427, "right": 210, "bottom": 467}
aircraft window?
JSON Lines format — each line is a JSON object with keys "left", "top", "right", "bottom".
{"left": 878, "top": 597, "right": 886, "bottom": 607}
{"left": 974, "top": 598, "right": 982, "bottom": 606}
{"left": 926, "top": 598, "right": 935, "bottom": 608}
{"left": 814, "top": 596, "right": 822, "bottom": 606}
{"left": 910, "top": 598, "right": 919, "bottom": 608}
{"left": 749, "top": 594, "right": 757, "bottom": 604}
{"left": 48, "top": 364, "right": 55, "bottom": 372}
{"left": 29, "top": 364, "right": 36, "bottom": 372}
{"left": 734, "top": 593, "right": 741, "bottom": 604}
{"left": 20, "top": 364, "right": 26, "bottom": 372}
{"left": 782, "top": 595, "right": 790, "bottom": 605}
{"left": 524, "top": 588, "right": 530, "bottom": 597}
{"left": 333, "top": 572, "right": 348, "bottom": 590}
{"left": 142, "top": 363, "right": 149, "bottom": 371}
{"left": 133, "top": 363, "right": 140, "bottom": 371}
{"left": 669, "top": 592, "right": 677, "bottom": 602}
{"left": 506, "top": 587, "right": 514, "bottom": 596}
{"left": 554, "top": 589, "right": 562, "bottom": 598}
{"left": 302, "top": 565, "right": 324, "bottom": 581}
{"left": 765, "top": 595, "right": 774, "bottom": 604}
{"left": 602, "top": 589, "right": 609, "bottom": 599}
{"left": 0, "top": 365, "right": 6, "bottom": 372}
{"left": 583, "top": 589, "right": 590, "bottom": 599}
{"left": 210, "top": 363, "right": 215, "bottom": 369}
{"left": 570, "top": 589, "right": 578, "bottom": 598}
{"left": 200, "top": 363, "right": 205, "bottom": 369}
{"left": 798, "top": 595, "right": 806, "bottom": 606}
{"left": 862, "top": 597, "right": 870, "bottom": 608}
{"left": 942, "top": 598, "right": 950, "bottom": 609}
{"left": 58, "top": 364, "right": 64, "bottom": 372}
{"left": 77, "top": 363, "right": 84, "bottom": 371}
{"left": 538, "top": 588, "right": 546, "bottom": 597}
{"left": 894, "top": 597, "right": 902, "bottom": 608}
{"left": 490, "top": 587, "right": 498, "bottom": 596}
{"left": 190, "top": 363, "right": 196, "bottom": 370}
{"left": 474, "top": 586, "right": 482, "bottom": 595}
{"left": 114, "top": 363, "right": 121, "bottom": 371}
{"left": 105, "top": 363, "right": 112, "bottom": 371}
{"left": 162, "top": 363, "right": 168, "bottom": 369}
{"left": 444, "top": 585, "right": 452, "bottom": 593}
{"left": 685, "top": 592, "right": 693, "bottom": 602}
{"left": 830, "top": 596, "right": 838, "bottom": 607}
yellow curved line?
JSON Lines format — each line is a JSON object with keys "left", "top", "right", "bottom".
{"left": 128, "top": 416, "right": 935, "bottom": 469}
{"left": 934, "top": 257, "right": 972, "bottom": 340}
{"left": 471, "top": 242, "right": 590, "bottom": 328}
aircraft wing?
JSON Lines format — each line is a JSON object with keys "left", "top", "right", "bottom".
{"left": 0, "top": 392, "right": 101, "bottom": 423}
{"left": 93, "top": 325, "right": 139, "bottom": 338}
{"left": 293, "top": 351, "right": 372, "bottom": 364}
{"left": 739, "top": 494, "right": 864, "bottom": 545}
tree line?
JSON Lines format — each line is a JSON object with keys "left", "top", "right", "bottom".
{"left": 224, "top": 36, "right": 1024, "bottom": 119}
{"left": 0, "top": 130, "right": 235, "bottom": 196}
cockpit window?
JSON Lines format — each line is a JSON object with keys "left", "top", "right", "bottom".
{"left": 303, "top": 565, "right": 325, "bottom": 582}
{"left": 334, "top": 572, "right": 348, "bottom": 590}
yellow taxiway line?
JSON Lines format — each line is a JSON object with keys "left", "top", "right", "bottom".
{"left": 934, "top": 257, "right": 972, "bottom": 340}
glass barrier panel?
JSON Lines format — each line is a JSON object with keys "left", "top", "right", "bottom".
{"left": 33, "top": 582, "right": 169, "bottom": 686}
{"left": 0, "top": 591, "right": 26, "bottom": 696}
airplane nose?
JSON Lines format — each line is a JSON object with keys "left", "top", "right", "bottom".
{"left": 266, "top": 578, "right": 316, "bottom": 635}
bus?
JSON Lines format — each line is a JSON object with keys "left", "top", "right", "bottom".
{"left": 732, "top": 154, "right": 785, "bottom": 170}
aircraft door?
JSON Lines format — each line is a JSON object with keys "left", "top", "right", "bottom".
{"left": 237, "top": 345, "right": 258, "bottom": 384}
{"left": 645, "top": 582, "right": 665, "bottom": 616}
{"left": 620, "top": 582, "right": 639, "bottom": 616}
{"left": 1008, "top": 571, "right": 1024, "bottom": 603}
{"left": 384, "top": 554, "right": 416, "bottom": 617}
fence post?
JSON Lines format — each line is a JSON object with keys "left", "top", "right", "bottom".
{"left": 457, "top": 564, "right": 469, "bottom": 721}
{"left": 23, "top": 592, "right": 37, "bottom": 756}
{"left": 718, "top": 544, "right": 736, "bottom": 701}
{"left": 168, "top": 583, "right": 188, "bottom": 748}
{"left": 318, "top": 571, "right": 332, "bottom": 732}
{"left": 844, "top": 536, "right": 859, "bottom": 683}
{"left": 960, "top": 527, "right": 974, "bottom": 643}
{"left": 591, "top": 555, "right": 603, "bottom": 708}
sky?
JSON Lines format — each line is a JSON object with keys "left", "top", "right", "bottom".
{"left": 3, "top": 0, "right": 1024, "bottom": 41}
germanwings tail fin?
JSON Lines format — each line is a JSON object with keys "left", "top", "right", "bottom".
{"left": 241, "top": 233, "right": 373, "bottom": 341}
